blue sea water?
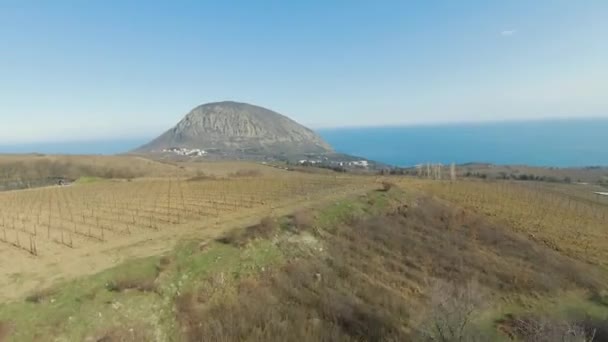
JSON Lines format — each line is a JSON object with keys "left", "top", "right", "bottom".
{"left": 318, "top": 119, "right": 608, "bottom": 167}
{"left": 0, "top": 119, "right": 606, "bottom": 168}
{"left": 0, "top": 139, "right": 148, "bottom": 155}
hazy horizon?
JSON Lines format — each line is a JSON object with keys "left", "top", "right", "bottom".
{"left": 0, "top": 117, "right": 605, "bottom": 147}
{"left": 1, "top": 118, "right": 606, "bottom": 168}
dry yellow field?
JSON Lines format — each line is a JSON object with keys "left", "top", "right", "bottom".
{"left": 0, "top": 171, "right": 377, "bottom": 302}
{"left": 0, "top": 154, "right": 290, "bottom": 182}
{"left": 407, "top": 179, "right": 608, "bottom": 268}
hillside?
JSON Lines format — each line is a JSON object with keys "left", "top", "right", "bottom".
{"left": 134, "top": 101, "right": 333, "bottom": 157}
{"left": 1, "top": 184, "right": 607, "bottom": 341}
{"left": 0, "top": 155, "right": 297, "bottom": 191}
{"left": 0, "top": 154, "right": 187, "bottom": 190}
{"left": 394, "top": 162, "right": 608, "bottom": 186}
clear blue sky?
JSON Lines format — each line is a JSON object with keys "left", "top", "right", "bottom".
{"left": 1, "top": 1, "right": 607, "bottom": 143}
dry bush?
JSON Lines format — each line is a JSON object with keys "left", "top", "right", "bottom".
{"left": 216, "top": 217, "right": 276, "bottom": 247}
{"left": 329, "top": 196, "right": 604, "bottom": 339}
{"left": 292, "top": 209, "right": 314, "bottom": 231}
{"left": 243, "top": 216, "right": 277, "bottom": 241}
{"left": 175, "top": 291, "right": 199, "bottom": 335}
{"left": 187, "top": 171, "right": 217, "bottom": 181}
{"left": 172, "top": 245, "right": 411, "bottom": 341}
{"left": 273, "top": 259, "right": 407, "bottom": 341}
{"left": 175, "top": 259, "right": 406, "bottom": 342}
{"left": 380, "top": 181, "right": 395, "bottom": 192}
{"left": 418, "top": 279, "right": 488, "bottom": 342}
{"left": 156, "top": 255, "right": 172, "bottom": 273}
{"left": 316, "top": 290, "right": 399, "bottom": 342}
{"left": 25, "top": 287, "right": 56, "bottom": 304}
{"left": 576, "top": 317, "right": 608, "bottom": 341}
{"left": 364, "top": 195, "right": 603, "bottom": 294}
{"left": 0, "top": 321, "right": 12, "bottom": 342}
{"left": 106, "top": 273, "right": 158, "bottom": 293}
{"left": 180, "top": 193, "right": 605, "bottom": 342}
{"left": 497, "top": 314, "right": 598, "bottom": 342}
{"left": 256, "top": 216, "right": 276, "bottom": 235}
{"left": 229, "top": 169, "right": 262, "bottom": 178}
{"left": 215, "top": 230, "right": 241, "bottom": 246}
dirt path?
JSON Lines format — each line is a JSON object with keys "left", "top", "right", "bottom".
{"left": 0, "top": 183, "right": 377, "bottom": 302}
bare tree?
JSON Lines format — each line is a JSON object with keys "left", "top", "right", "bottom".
{"left": 450, "top": 163, "right": 456, "bottom": 181}
{"left": 513, "top": 317, "right": 595, "bottom": 342}
{"left": 416, "top": 164, "right": 423, "bottom": 177}
{"left": 435, "top": 164, "right": 443, "bottom": 180}
{"left": 419, "top": 279, "right": 487, "bottom": 342}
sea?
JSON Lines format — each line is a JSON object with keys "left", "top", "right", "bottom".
{"left": 0, "top": 119, "right": 606, "bottom": 168}
{"left": 317, "top": 119, "right": 608, "bottom": 168}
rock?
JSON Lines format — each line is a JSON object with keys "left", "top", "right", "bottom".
{"left": 133, "top": 101, "right": 333, "bottom": 156}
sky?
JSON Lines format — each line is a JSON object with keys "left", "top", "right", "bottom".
{"left": 1, "top": 0, "right": 607, "bottom": 144}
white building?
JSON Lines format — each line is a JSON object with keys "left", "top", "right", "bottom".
{"left": 163, "top": 147, "right": 207, "bottom": 156}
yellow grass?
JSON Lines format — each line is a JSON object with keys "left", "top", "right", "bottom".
{"left": 407, "top": 179, "right": 608, "bottom": 269}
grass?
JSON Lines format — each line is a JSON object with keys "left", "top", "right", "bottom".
{"left": 0, "top": 189, "right": 392, "bottom": 341}
{"left": 74, "top": 176, "right": 105, "bottom": 184}
{"left": 1, "top": 184, "right": 607, "bottom": 341}
{"left": 0, "top": 256, "right": 163, "bottom": 341}
{"left": 8, "top": 253, "right": 191, "bottom": 340}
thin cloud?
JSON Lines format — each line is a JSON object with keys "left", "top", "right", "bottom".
{"left": 501, "top": 29, "right": 517, "bottom": 37}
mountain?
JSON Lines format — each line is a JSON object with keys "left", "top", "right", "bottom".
{"left": 134, "top": 101, "right": 333, "bottom": 157}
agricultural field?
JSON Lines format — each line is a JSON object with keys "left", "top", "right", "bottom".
{"left": 2, "top": 166, "right": 608, "bottom": 341}
{"left": 410, "top": 179, "right": 608, "bottom": 268}
{"left": 455, "top": 163, "right": 608, "bottom": 184}
{"left": 0, "top": 170, "right": 375, "bottom": 302}
{"left": 1, "top": 184, "right": 606, "bottom": 341}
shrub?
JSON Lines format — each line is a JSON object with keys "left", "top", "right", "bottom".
{"left": 216, "top": 230, "right": 241, "bottom": 246}
{"left": 187, "top": 171, "right": 217, "bottom": 181}
{"left": 246, "top": 216, "right": 276, "bottom": 238}
{"left": 106, "top": 277, "right": 157, "bottom": 293}
{"left": 216, "top": 217, "right": 276, "bottom": 247}
{"left": 230, "top": 169, "right": 262, "bottom": 178}
{"left": 418, "top": 279, "right": 488, "bottom": 342}
{"left": 156, "top": 255, "right": 172, "bottom": 272}
{"left": 105, "top": 268, "right": 159, "bottom": 293}
{"left": 498, "top": 314, "right": 598, "bottom": 342}
{"left": 380, "top": 181, "right": 395, "bottom": 192}
{"left": 25, "top": 288, "right": 56, "bottom": 304}
{"left": 293, "top": 209, "right": 314, "bottom": 231}
{"left": 175, "top": 291, "right": 198, "bottom": 331}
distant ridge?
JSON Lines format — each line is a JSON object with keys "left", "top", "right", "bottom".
{"left": 134, "top": 101, "right": 333, "bottom": 156}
